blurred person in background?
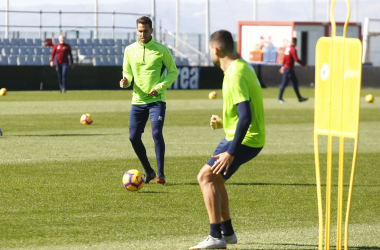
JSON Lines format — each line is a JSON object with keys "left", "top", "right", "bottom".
{"left": 278, "top": 37, "right": 309, "bottom": 103}
{"left": 50, "top": 34, "right": 74, "bottom": 93}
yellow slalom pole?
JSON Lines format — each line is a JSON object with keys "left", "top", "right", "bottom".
{"left": 330, "top": 0, "right": 336, "bottom": 38}
{"left": 337, "top": 3, "right": 349, "bottom": 247}
{"left": 337, "top": 137, "right": 345, "bottom": 250}
{"left": 339, "top": 1, "right": 350, "bottom": 249}
{"left": 343, "top": 0, "right": 351, "bottom": 39}
{"left": 344, "top": 137, "right": 359, "bottom": 250}
{"left": 314, "top": 133, "right": 324, "bottom": 250}
{"left": 325, "top": 134, "right": 333, "bottom": 250}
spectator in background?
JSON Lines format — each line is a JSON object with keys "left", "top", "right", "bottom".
{"left": 278, "top": 37, "right": 309, "bottom": 103}
{"left": 50, "top": 34, "right": 74, "bottom": 93}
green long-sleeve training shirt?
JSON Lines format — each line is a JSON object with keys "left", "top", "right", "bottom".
{"left": 123, "top": 37, "right": 178, "bottom": 104}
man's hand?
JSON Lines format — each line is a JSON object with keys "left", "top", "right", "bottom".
{"left": 147, "top": 88, "right": 159, "bottom": 97}
{"left": 279, "top": 67, "right": 284, "bottom": 74}
{"left": 211, "top": 152, "right": 234, "bottom": 175}
{"left": 210, "top": 115, "right": 223, "bottom": 130}
{"left": 71, "top": 64, "right": 75, "bottom": 70}
{"left": 50, "top": 61, "right": 54, "bottom": 67}
{"left": 120, "top": 77, "right": 129, "bottom": 88}
{"left": 304, "top": 65, "right": 310, "bottom": 70}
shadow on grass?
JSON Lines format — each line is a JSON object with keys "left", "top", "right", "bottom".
{"left": 351, "top": 247, "right": 380, "bottom": 250}
{"left": 228, "top": 182, "right": 380, "bottom": 187}
{"left": 240, "top": 242, "right": 380, "bottom": 250}
{"left": 12, "top": 134, "right": 118, "bottom": 137}
{"left": 138, "top": 191, "right": 169, "bottom": 194}
{"left": 239, "top": 242, "right": 316, "bottom": 250}
{"left": 168, "top": 183, "right": 317, "bottom": 187}
{"left": 230, "top": 182, "right": 316, "bottom": 187}
{"left": 149, "top": 182, "right": 380, "bottom": 188}
{"left": 168, "top": 183, "right": 199, "bottom": 186}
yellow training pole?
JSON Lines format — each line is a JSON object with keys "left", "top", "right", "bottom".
{"left": 325, "top": 134, "right": 333, "bottom": 250}
{"left": 337, "top": 136, "right": 345, "bottom": 250}
{"left": 344, "top": 139, "right": 359, "bottom": 250}
{"left": 314, "top": 134, "right": 324, "bottom": 250}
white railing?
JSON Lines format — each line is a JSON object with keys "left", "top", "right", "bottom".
{"left": 160, "top": 26, "right": 209, "bottom": 66}
{"left": 0, "top": 9, "right": 150, "bottom": 39}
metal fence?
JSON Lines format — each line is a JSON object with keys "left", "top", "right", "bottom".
{"left": 1, "top": 6, "right": 240, "bottom": 66}
{"left": 0, "top": 9, "right": 212, "bottom": 66}
{"left": 0, "top": 9, "right": 149, "bottom": 40}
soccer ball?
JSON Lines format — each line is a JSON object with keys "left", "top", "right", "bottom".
{"left": 365, "top": 94, "right": 374, "bottom": 103}
{"left": 0, "top": 88, "right": 7, "bottom": 96}
{"left": 123, "top": 169, "right": 145, "bottom": 191}
{"left": 209, "top": 91, "right": 217, "bottom": 99}
{"left": 80, "top": 113, "right": 93, "bottom": 125}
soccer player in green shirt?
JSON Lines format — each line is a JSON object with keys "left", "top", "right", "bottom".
{"left": 190, "top": 30, "right": 265, "bottom": 249}
{"left": 120, "top": 16, "right": 178, "bottom": 185}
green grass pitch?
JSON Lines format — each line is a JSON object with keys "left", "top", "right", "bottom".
{"left": 1, "top": 88, "right": 379, "bottom": 250}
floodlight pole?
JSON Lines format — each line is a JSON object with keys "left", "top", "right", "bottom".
{"left": 362, "top": 17, "right": 369, "bottom": 64}
{"left": 159, "top": 19, "right": 162, "bottom": 43}
{"left": 205, "top": 0, "right": 210, "bottom": 66}
{"left": 152, "top": 0, "right": 156, "bottom": 36}
{"left": 354, "top": 0, "right": 357, "bottom": 22}
{"left": 94, "top": 0, "right": 98, "bottom": 39}
{"left": 327, "top": 0, "right": 330, "bottom": 22}
{"left": 112, "top": 10, "right": 115, "bottom": 39}
{"left": 5, "top": 0, "right": 9, "bottom": 39}
{"left": 59, "top": 10, "right": 62, "bottom": 34}
{"left": 311, "top": 0, "right": 315, "bottom": 21}
{"left": 176, "top": 0, "right": 179, "bottom": 56}
{"left": 39, "top": 10, "right": 42, "bottom": 39}
{"left": 253, "top": 0, "right": 257, "bottom": 21}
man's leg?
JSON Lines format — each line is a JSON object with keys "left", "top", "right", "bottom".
{"left": 278, "top": 69, "right": 289, "bottom": 101}
{"left": 198, "top": 164, "right": 224, "bottom": 227}
{"left": 216, "top": 180, "right": 230, "bottom": 223}
{"left": 189, "top": 164, "right": 227, "bottom": 249}
{"left": 216, "top": 179, "right": 237, "bottom": 244}
{"left": 198, "top": 165, "right": 234, "bottom": 240}
{"left": 196, "top": 138, "right": 234, "bottom": 232}
{"left": 149, "top": 102, "right": 166, "bottom": 184}
{"left": 288, "top": 69, "right": 302, "bottom": 99}
{"left": 61, "top": 64, "right": 69, "bottom": 92}
{"left": 129, "top": 105, "right": 155, "bottom": 181}
{"left": 56, "top": 65, "right": 63, "bottom": 91}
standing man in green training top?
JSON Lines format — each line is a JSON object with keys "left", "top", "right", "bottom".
{"left": 120, "top": 16, "right": 178, "bottom": 185}
{"left": 190, "top": 30, "right": 265, "bottom": 249}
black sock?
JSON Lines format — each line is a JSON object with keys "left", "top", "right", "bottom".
{"left": 221, "top": 219, "right": 234, "bottom": 236}
{"left": 209, "top": 223, "right": 222, "bottom": 238}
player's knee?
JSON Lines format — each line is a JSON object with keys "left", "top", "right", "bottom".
{"left": 129, "top": 128, "right": 141, "bottom": 143}
{"left": 197, "top": 166, "right": 212, "bottom": 186}
{"left": 151, "top": 123, "right": 163, "bottom": 141}
{"left": 129, "top": 135, "right": 139, "bottom": 144}
{"left": 197, "top": 172, "right": 206, "bottom": 186}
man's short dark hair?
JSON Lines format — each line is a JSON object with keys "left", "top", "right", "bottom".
{"left": 210, "top": 30, "right": 234, "bottom": 54}
{"left": 136, "top": 16, "right": 152, "bottom": 29}
{"left": 292, "top": 37, "right": 297, "bottom": 44}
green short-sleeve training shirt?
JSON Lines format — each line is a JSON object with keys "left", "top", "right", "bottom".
{"left": 222, "top": 59, "right": 265, "bottom": 148}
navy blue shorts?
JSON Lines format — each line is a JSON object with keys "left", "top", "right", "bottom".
{"left": 129, "top": 101, "right": 166, "bottom": 131}
{"left": 207, "top": 138, "right": 263, "bottom": 180}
